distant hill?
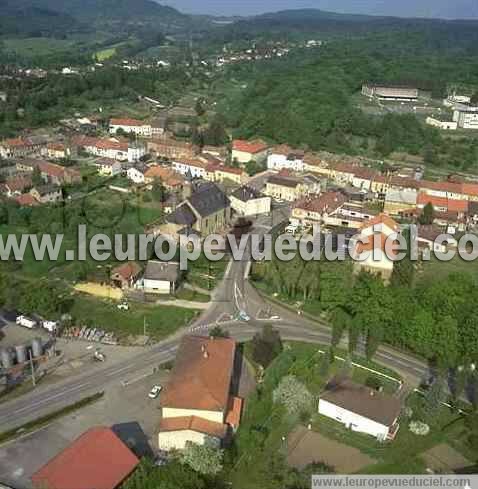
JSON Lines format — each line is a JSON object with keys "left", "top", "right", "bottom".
{"left": 219, "top": 8, "right": 478, "bottom": 45}
{"left": 0, "top": 0, "right": 193, "bottom": 37}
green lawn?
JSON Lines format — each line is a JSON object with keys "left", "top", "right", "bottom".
{"left": 418, "top": 255, "right": 478, "bottom": 284}
{"left": 175, "top": 288, "right": 210, "bottom": 303}
{"left": 228, "top": 342, "right": 404, "bottom": 487}
{"left": 3, "top": 38, "right": 75, "bottom": 56}
{"left": 186, "top": 253, "right": 229, "bottom": 291}
{"left": 69, "top": 294, "right": 198, "bottom": 340}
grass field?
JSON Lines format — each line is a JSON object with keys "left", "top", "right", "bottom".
{"left": 3, "top": 38, "right": 76, "bottom": 56}
{"left": 69, "top": 294, "right": 198, "bottom": 340}
{"left": 418, "top": 254, "right": 478, "bottom": 284}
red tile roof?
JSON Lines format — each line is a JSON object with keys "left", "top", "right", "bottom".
{"left": 420, "top": 180, "right": 464, "bottom": 194}
{"left": 47, "top": 142, "right": 66, "bottom": 151}
{"left": 294, "top": 191, "right": 346, "bottom": 214}
{"left": 159, "top": 416, "right": 227, "bottom": 438}
{"left": 110, "top": 118, "right": 145, "bottom": 127}
{"left": 233, "top": 139, "right": 269, "bottom": 154}
{"left": 96, "top": 139, "right": 128, "bottom": 152}
{"left": 16, "top": 193, "right": 39, "bottom": 207}
{"left": 462, "top": 183, "right": 478, "bottom": 197}
{"left": 160, "top": 336, "right": 236, "bottom": 412}
{"left": 111, "top": 262, "right": 141, "bottom": 281}
{"left": 5, "top": 176, "right": 32, "bottom": 193}
{"left": 216, "top": 165, "right": 244, "bottom": 175}
{"left": 1, "top": 137, "right": 31, "bottom": 148}
{"left": 417, "top": 192, "right": 468, "bottom": 213}
{"left": 31, "top": 427, "right": 139, "bottom": 489}
{"left": 225, "top": 396, "right": 243, "bottom": 429}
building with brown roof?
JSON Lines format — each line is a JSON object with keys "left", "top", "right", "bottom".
{"left": 147, "top": 137, "right": 197, "bottom": 161}
{"left": 319, "top": 377, "right": 401, "bottom": 441}
{"left": 144, "top": 166, "right": 185, "bottom": 190}
{"left": 31, "top": 427, "right": 140, "bottom": 489}
{"left": 158, "top": 335, "right": 240, "bottom": 451}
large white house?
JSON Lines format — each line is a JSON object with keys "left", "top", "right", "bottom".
{"left": 109, "top": 118, "right": 152, "bottom": 137}
{"left": 319, "top": 377, "right": 401, "bottom": 441}
{"left": 267, "top": 145, "right": 305, "bottom": 172}
{"left": 230, "top": 186, "right": 271, "bottom": 216}
{"left": 172, "top": 158, "right": 208, "bottom": 179}
{"left": 158, "top": 336, "right": 242, "bottom": 451}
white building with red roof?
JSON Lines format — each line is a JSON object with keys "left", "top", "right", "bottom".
{"left": 232, "top": 139, "right": 269, "bottom": 164}
{"left": 158, "top": 335, "right": 242, "bottom": 451}
{"left": 109, "top": 118, "right": 152, "bottom": 137}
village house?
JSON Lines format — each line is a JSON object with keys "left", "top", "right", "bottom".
{"left": 158, "top": 335, "right": 242, "bottom": 451}
{"left": 111, "top": 262, "right": 142, "bottom": 289}
{"left": 144, "top": 166, "right": 185, "bottom": 191}
{"left": 230, "top": 186, "right": 271, "bottom": 216}
{"left": 47, "top": 142, "right": 72, "bottom": 160}
{"left": 30, "top": 184, "right": 63, "bottom": 204}
{"left": 351, "top": 213, "right": 401, "bottom": 281}
{"left": 291, "top": 191, "right": 346, "bottom": 228}
{"left": 265, "top": 174, "right": 321, "bottom": 202}
{"left": 302, "top": 153, "right": 330, "bottom": 176}
{"left": 147, "top": 137, "right": 197, "bottom": 161}
{"left": 172, "top": 158, "right": 208, "bottom": 179}
{"left": 0, "top": 136, "right": 47, "bottom": 159}
{"left": 319, "top": 377, "right": 401, "bottom": 441}
{"left": 416, "top": 225, "right": 458, "bottom": 254}
{"left": 206, "top": 165, "right": 248, "bottom": 185}
{"left": 95, "top": 158, "right": 123, "bottom": 177}
{"left": 37, "top": 161, "right": 82, "bottom": 186}
{"left": 109, "top": 118, "right": 152, "bottom": 138}
{"left": 231, "top": 139, "right": 269, "bottom": 164}
{"left": 267, "top": 145, "right": 305, "bottom": 172}
{"left": 383, "top": 189, "right": 418, "bottom": 216}
{"left": 140, "top": 260, "right": 181, "bottom": 295}
{"left": 3, "top": 176, "right": 33, "bottom": 197}
{"left": 127, "top": 142, "right": 146, "bottom": 163}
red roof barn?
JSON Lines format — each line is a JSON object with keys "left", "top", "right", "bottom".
{"left": 31, "top": 427, "right": 139, "bottom": 489}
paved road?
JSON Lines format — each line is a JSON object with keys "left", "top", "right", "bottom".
{"left": 0, "top": 207, "right": 431, "bottom": 431}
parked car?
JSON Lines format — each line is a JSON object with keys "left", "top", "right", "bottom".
{"left": 117, "top": 302, "right": 129, "bottom": 311}
{"left": 238, "top": 311, "right": 251, "bottom": 322}
{"left": 148, "top": 385, "right": 163, "bottom": 399}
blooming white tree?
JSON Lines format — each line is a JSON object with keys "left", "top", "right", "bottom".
{"left": 409, "top": 421, "right": 430, "bottom": 436}
{"left": 180, "top": 441, "right": 224, "bottom": 475}
{"left": 273, "top": 375, "right": 314, "bottom": 415}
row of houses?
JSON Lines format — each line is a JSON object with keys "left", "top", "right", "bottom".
{"left": 73, "top": 136, "right": 146, "bottom": 162}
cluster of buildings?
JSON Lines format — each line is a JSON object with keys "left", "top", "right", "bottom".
{"left": 0, "top": 159, "right": 81, "bottom": 206}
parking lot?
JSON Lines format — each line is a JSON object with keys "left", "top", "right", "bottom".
{"left": 0, "top": 368, "right": 170, "bottom": 489}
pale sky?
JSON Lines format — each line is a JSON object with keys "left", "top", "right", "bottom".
{"left": 158, "top": 0, "right": 478, "bottom": 19}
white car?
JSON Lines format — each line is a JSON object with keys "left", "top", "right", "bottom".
{"left": 117, "top": 303, "right": 129, "bottom": 311}
{"left": 238, "top": 311, "right": 251, "bottom": 322}
{"left": 148, "top": 385, "right": 163, "bottom": 399}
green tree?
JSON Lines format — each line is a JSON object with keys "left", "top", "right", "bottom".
{"left": 419, "top": 202, "right": 435, "bottom": 225}
{"left": 32, "top": 166, "right": 43, "bottom": 186}
{"left": 251, "top": 324, "right": 283, "bottom": 368}
{"left": 273, "top": 375, "right": 314, "bottom": 416}
{"left": 152, "top": 180, "right": 165, "bottom": 202}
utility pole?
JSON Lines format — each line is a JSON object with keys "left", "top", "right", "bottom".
{"left": 29, "top": 350, "right": 36, "bottom": 387}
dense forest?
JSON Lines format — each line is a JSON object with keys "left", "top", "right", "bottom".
{"left": 216, "top": 30, "right": 478, "bottom": 169}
